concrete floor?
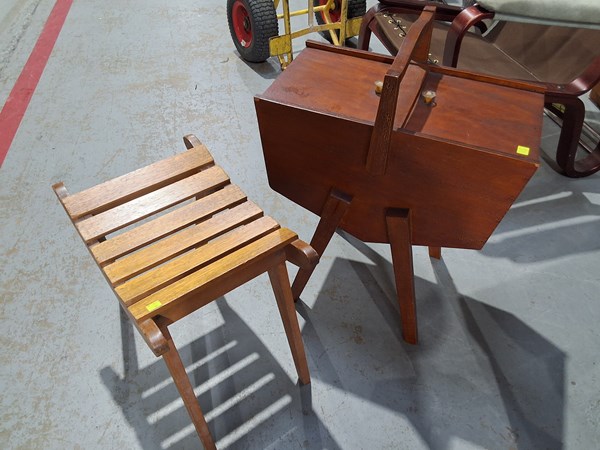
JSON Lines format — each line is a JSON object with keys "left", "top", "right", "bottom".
{"left": 1, "top": 1, "right": 599, "bottom": 449}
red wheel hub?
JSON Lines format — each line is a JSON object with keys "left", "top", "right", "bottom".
{"left": 318, "top": 0, "right": 341, "bottom": 23}
{"left": 232, "top": 1, "right": 252, "bottom": 48}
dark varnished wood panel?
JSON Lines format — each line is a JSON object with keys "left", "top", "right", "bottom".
{"left": 259, "top": 47, "right": 542, "bottom": 160}
{"left": 259, "top": 47, "right": 427, "bottom": 131}
{"left": 255, "top": 98, "right": 538, "bottom": 248}
{"left": 406, "top": 71, "right": 542, "bottom": 159}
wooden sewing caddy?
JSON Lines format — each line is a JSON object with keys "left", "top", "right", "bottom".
{"left": 254, "top": 7, "right": 545, "bottom": 344}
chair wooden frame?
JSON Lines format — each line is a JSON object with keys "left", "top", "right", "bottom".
{"left": 53, "top": 135, "right": 317, "bottom": 449}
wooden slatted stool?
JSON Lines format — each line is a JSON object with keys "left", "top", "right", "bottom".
{"left": 53, "top": 135, "right": 317, "bottom": 449}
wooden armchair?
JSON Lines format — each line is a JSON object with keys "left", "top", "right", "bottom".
{"left": 359, "top": 0, "right": 600, "bottom": 177}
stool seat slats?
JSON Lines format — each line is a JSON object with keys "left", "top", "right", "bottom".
{"left": 91, "top": 184, "right": 247, "bottom": 265}
{"left": 105, "top": 201, "right": 264, "bottom": 285}
{"left": 63, "top": 145, "right": 214, "bottom": 220}
{"left": 115, "top": 216, "right": 281, "bottom": 305}
{"left": 76, "top": 165, "right": 229, "bottom": 243}
{"left": 112, "top": 209, "right": 279, "bottom": 298}
{"left": 53, "top": 136, "right": 312, "bottom": 448}
{"left": 128, "top": 228, "right": 298, "bottom": 322}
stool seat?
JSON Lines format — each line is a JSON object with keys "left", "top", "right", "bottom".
{"left": 53, "top": 135, "right": 316, "bottom": 449}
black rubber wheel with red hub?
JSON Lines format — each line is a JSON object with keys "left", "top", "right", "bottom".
{"left": 313, "top": 0, "right": 366, "bottom": 42}
{"left": 227, "top": 0, "right": 278, "bottom": 63}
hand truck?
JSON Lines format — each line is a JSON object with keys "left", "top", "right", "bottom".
{"left": 227, "top": 0, "right": 366, "bottom": 68}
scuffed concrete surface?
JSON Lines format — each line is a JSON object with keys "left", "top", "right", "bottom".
{"left": 1, "top": 0, "right": 599, "bottom": 449}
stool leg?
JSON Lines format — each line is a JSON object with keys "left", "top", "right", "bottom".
{"left": 159, "top": 324, "right": 216, "bottom": 450}
{"left": 269, "top": 261, "right": 311, "bottom": 385}
{"left": 291, "top": 189, "right": 352, "bottom": 300}
{"left": 386, "top": 209, "right": 418, "bottom": 345}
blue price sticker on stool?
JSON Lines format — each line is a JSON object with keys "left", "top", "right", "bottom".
{"left": 146, "top": 300, "right": 162, "bottom": 312}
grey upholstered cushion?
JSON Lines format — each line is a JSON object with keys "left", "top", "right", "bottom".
{"left": 478, "top": 0, "right": 600, "bottom": 28}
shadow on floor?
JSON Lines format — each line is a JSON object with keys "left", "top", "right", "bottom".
{"left": 100, "top": 299, "right": 341, "bottom": 450}
{"left": 296, "top": 234, "right": 565, "bottom": 450}
{"left": 235, "top": 54, "right": 281, "bottom": 80}
{"left": 236, "top": 36, "right": 361, "bottom": 81}
{"left": 477, "top": 168, "right": 600, "bottom": 262}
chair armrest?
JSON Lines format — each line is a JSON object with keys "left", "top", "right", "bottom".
{"left": 547, "top": 55, "right": 600, "bottom": 100}
{"left": 443, "top": 5, "right": 495, "bottom": 67}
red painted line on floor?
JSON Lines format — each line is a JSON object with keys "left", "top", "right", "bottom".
{"left": 0, "top": 0, "right": 73, "bottom": 167}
